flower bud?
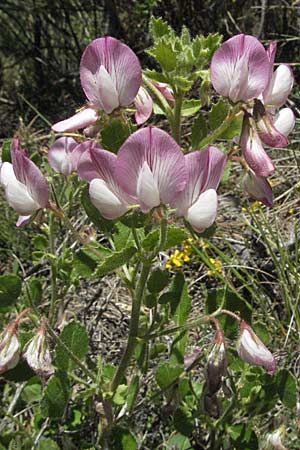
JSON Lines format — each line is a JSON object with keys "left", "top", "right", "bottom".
{"left": 24, "top": 321, "right": 54, "bottom": 379}
{"left": 206, "top": 329, "right": 227, "bottom": 395}
{"left": 0, "top": 323, "right": 21, "bottom": 374}
{"left": 237, "top": 320, "right": 276, "bottom": 374}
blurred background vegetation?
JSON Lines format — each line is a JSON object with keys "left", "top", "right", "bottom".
{"left": 0, "top": 0, "right": 300, "bottom": 138}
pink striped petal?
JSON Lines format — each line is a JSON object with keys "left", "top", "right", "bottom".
{"left": 134, "top": 87, "right": 153, "bottom": 125}
{"left": 11, "top": 139, "right": 49, "bottom": 208}
{"left": 173, "top": 146, "right": 226, "bottom": 216}
{"left": 263, "top": 64, "right": 294, "bottom": 108}
{"left": 210, "top": 34, "right": 269, "bottom": 102}
{"left": 185, "top": 189, "right": 218, "bottom": 232}
{"left": 240, "top": 119, "right": 275, "bottom": 177}
{"left": 80, "top": 37, "right": 142, "bottom": 110}
{"left": 115, "top": 127, "right": 187, "bottom": 212}
{"left": 48, "top": 137, "right": 78, "bottom": 176}
{"left": 266, "top": 41, "right": 277, "bottom": 66}
{"left": 242, "top": 170, "right": 273, "bottom": 207}
{"left": 52, "top": 107, "right": 98, "bottom": 133}
{"left": 273, "top": 107, "right": 295, "bottom": 137}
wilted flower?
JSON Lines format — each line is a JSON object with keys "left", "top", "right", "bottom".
{"left": 240, "top": 116, "right": 275, "bottom": 178}
{"left": 52, "top": 37, "right": 142, "bottom": 132}
{"left": 237, "top": 320, "right": 276, "bottom": 374}
{"left": 206, "top": 329, "right": 227, "bottom": 395}
{"left": 24, "top": 321, "right": 54, "bottom": 379}
{"left": 0, "top": 309, "right": 30, "bottom": 374}
{"left": 266, "top": 426, "right": 287, "bottom": 450}
{"left": 0, "top": 139, "right": 49, "bottom": 226}
{"left": 210, "top": 34, "right": 270, "bottom": 103}
{"left": 172, "top": 145, "right": 227, "bottom": 232}
{"left": 48, "top": 137, "right": 85, "bottom": 176}
{"left": 0, "top": 324, "right": 20, "bottom": 374}
{"left": 242, "top": 169, "right": 273, "bottom": 207}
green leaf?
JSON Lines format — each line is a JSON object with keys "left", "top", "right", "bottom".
{"left": 191, "top": 114, "right": 208, "bottom": 149}
{"left": 149, "top": 16, "right": 174, "bottom": 40}
{"left": 93, "top": 246, "right": 137, "bottom": 277}
{"left": 276, "top": 369, "right": 297, "bottom": 409}
{"left": 55, "top": 321, "right": 89, "bottom": 371}
{"left": 174, "top": 407, "right": 194, "bottom": 436}
{"left": 147, "top": 268, "right": 169, "bottom": 293}
{"left": 167, "top": 433, "right": 191, "bottom": 450}
{"left": 27, "top": 277, "right": 43, "bottom": 305}
{"left": 219, "top": 114, "right": 243, "bottom": 139}
{"left": 37, "top": 438, "right": 60, "bottom": 450}
{"left": 126, "top": 375, "right": 140, "bottom": 413}
{"left": 252, "top": 322, "right": 270, "bottom": 345}
{"left": 181, "top": 99, "right": 201, "bottom": 117}
{"left": 144, "top": 293, "right": 157, "bottom": 308}
{"left": 220, "top": 160, "right": 232, "bottom": 184}
{"left": 142, "top": 226, "right": 188, "bottom": 251}
{"left": 209, "top": 99, "right": 229, "bottom": 130}
{"left": 120, "top": 211, "right": 146, "bottom": 229}
{"left": 33, "top": 234, "right": 48, "bottom": 250}
{"left": 151, "top": 42, "right": 177, "bottom": 72}
{"left": 101, "top": 118, "right": 131, "bottom": 153}
{"left": 227, "top": 424, "right": 258, "bottom": 449}
{"left": 109, "top": 427, "right": 138, "bottom": 450}
{"left": 1, "top": 139, "right": 11, "bottom": 163}
{"left": 0, "top": 274, "right": 22, "bottom": 309}
{"left": 113, "top": 384, "right": 127, "bottom": 405}
{"left": 114, "top": 223, "right": 135, "bottom": 251}
{"left": 41, "top": 371, "right": 70, "bottom": 419}
{"left": 170, "top": 273, "right": 191, "bottom": 325}
{"left": 22, "top": 383, "right": 42, "bottom": 404}
{"left": 155, "top": 363, "right": 183, "bottom": 390}
{"left": 73, "top": 247, "right": 107, "bottom": 278}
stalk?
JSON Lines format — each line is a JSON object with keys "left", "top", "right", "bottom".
{"left": 110, "top": 262, "right": 151, "bottom": 392}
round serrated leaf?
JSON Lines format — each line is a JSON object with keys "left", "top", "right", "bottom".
{"left": 55, "top": 321, "right": 89, "bottom": 371}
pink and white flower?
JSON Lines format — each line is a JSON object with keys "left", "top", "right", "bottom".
{"left": 134, "top": 87, "right": 153, "bottom": 125}
{"left": 210, "top": 34, "right": 270, "bottom": 103}
{"left": 52, "top": 37, "right": 142, "bottom": 133}
{"left": 0, "top": 139, "right": 49, "bottom": 226}
{"left": 237, "top": 320, "right": 276, "bottom": 375}
{"left": 48, "top": 137, "right": 84, "bottom": 176}
{"left": 172, "top": 146, "right": 227, "bottom": 232}
{"left": 77, "top": 141, "right": 134, "bottom": 219}
{"left": 115, "top": 127, "right": 187, "bottom": 213}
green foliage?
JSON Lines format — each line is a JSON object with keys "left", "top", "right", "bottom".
{"left": 93, "top": 246, "right": 137, "bottom": 277}
{"left": 147, "top": 268, "right": 169, "bottom": 293}
{"left": 55, "top": 321, "right": 89, "bottom": 371}
{"left": 109, "top": 427, "right": 138, "bottom": 450}
{"left": 276, "top": 369, "right": 297, "bottom": 409}
{"left": 191, "top": 114, "right": 208, "bottom": 149}
{"left": 41, "top": 371, "right": 70, "bottom": 419}
{"left": 142, "top": 225, "right": 188, "bottom": 251}
{"left": 101, "top": 118, "right": 132, "bottom": 153}
{"left": 0, "top": 274, "right": 22, "bottom": 309}
{"left": 148, "top": 16, "right": 221, "bottom": 92}
{"left": 1, "top": 140, "right": 12, "bottom": 163}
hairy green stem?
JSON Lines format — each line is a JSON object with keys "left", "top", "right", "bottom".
{"left": 197, "top": 106, "right": 243, "bottom": 149}
{"left": 142, "top": 74, "right": 172, "bottom": 121}
{"left": 170, "top": 91, "right": 183, "bottom": 145}
{"left": 110, "top": 262, "right": 151, "bottom": 392}
{"left": 48, "top": 212, "right": 57, "bottom": 326}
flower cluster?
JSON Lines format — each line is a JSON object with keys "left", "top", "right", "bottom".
{"left": 165, "top": 239, "right": 193, "bottom": 269}
{"left": 211, "top": 34, "right": 294, "bottom": 206}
